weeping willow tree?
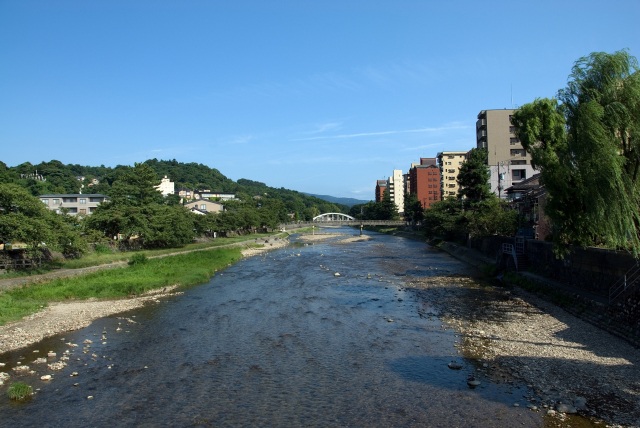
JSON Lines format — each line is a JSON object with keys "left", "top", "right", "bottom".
{"left": 512, "top": 50, "right": 640, "bottom": 257}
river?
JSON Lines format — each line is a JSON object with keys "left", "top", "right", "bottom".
{"left": 0, "top": 228, "right": 544, "bottom": 427}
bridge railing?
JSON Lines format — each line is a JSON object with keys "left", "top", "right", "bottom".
{"left": 279, "top": 220, "right": 407, "bottom": 230}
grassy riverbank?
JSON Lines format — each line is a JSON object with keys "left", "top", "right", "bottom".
{"left": 0, "top": 247, "right": 242, "bottom": 326}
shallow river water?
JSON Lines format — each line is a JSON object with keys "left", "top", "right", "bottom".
{"left": 0, "top": 229, "right": 545, "bottom": 427}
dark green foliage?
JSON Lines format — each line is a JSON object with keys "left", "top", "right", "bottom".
{"left": 423, "top": 196, "right": 517, "bottom": 242}
{"left": 457, "top": 148, "right": 491, "bottom": 204}
{"left": 86, "top": 164, "right": 196, "bottom": 249}
{"left": 350, "top": 191, "right": 399, "bottom": 221}
{"left": 422, "top": 198, "right": 464, "bottom": 240}
{"left": 403, "top": 192, "right": 424, "bottom": 224}
{"left": 512, "top": 50, "right": 640, "bottom": 256}
{"left": 0, "top": 183, "right": 86, "bottom": 258}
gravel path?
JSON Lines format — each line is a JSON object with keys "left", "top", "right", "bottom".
{"left": 408, "top": 274, "right": 640, "bottom": 427}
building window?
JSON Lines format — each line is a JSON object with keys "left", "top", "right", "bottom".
{"left": 512, "top": 169, "right": 526, "bottom": 181}
{"left": 510, "top": 149, "right": 525, "bottom": 157}
{"left": 79, "top": 209, "right": 87, "bottom": 215}
{"left": 510, "top": 137, "right": 520, "bottom": 145}
{"left": 80, "top": 198, "right": 86, "bottom": 204}
{"left": 200, "top": 204, "right": 207, "bottom": 210}
{"left": 511, "top": 160, "right": 526, "bottom": 165}
{"left": 53, "top": 199, "right": 60, "bottom": 205}
{"left": 41, "top": 199, "right": 48, "bottom": 205}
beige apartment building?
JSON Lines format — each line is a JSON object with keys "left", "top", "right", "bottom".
{"left": 40, "top": 194, "right": 109, "bottom": 216}
{"left": 437, "top": 151, "right": 467, "bottom": 199}
{"left": 476, "top": 109, "right": 538, "bottom": 198}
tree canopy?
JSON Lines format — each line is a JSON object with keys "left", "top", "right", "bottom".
{"left": 457, "top": 148, "right": 492, "bottom": 204}
{"left": 0, "top": 183, "right": 86, "bottom": 257}
{"left": 512, "top": 50, "right": 640, "bottom": 256}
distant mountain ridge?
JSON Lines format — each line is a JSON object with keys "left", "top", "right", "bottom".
{"left": 304, "top": 193, "right": 370, "bottom": 207}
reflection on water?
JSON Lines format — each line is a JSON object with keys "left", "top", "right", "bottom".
{"left": 0, "top": 229, "right": 543, "bottom": 427}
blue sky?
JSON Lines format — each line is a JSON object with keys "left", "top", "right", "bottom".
{"left": 1, "top": 1, "right": 639, "bottom": 199}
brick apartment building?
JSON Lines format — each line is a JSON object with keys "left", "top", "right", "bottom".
{"left": 375, "top": 179, "right": 387, "bottom": 202}
{"left": 409, "top": 158, "right": 441, "bottom": 209}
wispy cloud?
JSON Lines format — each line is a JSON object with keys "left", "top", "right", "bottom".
{"left": 305, "top": 121, "right": 343, "bottom": 135}
{"left": 226, "top": 135, "right": 253, "bottom": 145}
{"left": 292, "top": 123, "right": 469, "bottom": 142}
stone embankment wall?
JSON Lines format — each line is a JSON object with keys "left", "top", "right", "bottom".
{"left": 463, "top": 237, "right": 640, "bottom": 347}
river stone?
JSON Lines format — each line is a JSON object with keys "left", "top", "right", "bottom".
{"left": 556, "top": 403, "right": 577, "bottom": 414}
{"left": 447, "top": 362, "right": 463, "bottom": 370}
{"left": 467, "top": 378, "right": 481, "bottom": 387}
{"left": 573, "top": 396, "right": 587, "bottom": 410}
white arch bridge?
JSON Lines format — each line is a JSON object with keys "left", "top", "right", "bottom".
{"left": 289, "top": 212, "right": 406, "bottom": 227}
{"left": 313, "top": 213, "right": 356, "bottom": 222}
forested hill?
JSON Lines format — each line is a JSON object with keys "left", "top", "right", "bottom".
{"left": 0, "top": 158, "right": 348, "bottom": 215}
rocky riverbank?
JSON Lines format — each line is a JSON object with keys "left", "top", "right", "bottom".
{"left": 296, "top": 232, "right": 372, "bottom": 244}
{"left": 408, "top": 273, "right": 640, "bottom": 427}
{"left": 0, "top": 286, "right": 182, "bottom": 356}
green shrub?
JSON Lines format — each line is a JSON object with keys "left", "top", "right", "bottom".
{"left": 128, "top": 253, "right": 148, "bottom": 266}
{"left": 94, "top": 244, "right": 113, "bottom": 254}
{"left": 8, "top": 382, "right": 33, "bottom": 401}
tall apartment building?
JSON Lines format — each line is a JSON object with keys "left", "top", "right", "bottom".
{"left": 476, "top": 109, "right": 538, "bottom": 198}
{"left": 375, "top": 179, "right": 387, "bottom": 202}
{"left": 437, "top": 151, "right": 467, "bottom": 199}
{"left": 409, "top": 158, "right": 441, "bottom": 210}
{"left": 388, "top": 169, "right": 405, "bottom": 214}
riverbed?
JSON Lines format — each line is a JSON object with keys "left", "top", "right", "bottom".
{"left": 1, "top": 229, "right": 630, "bottom": 426}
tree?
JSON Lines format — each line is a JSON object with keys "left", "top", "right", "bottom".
{"left": 0, "top": 183, "right": 86, "bottom": 258}
{"left": 457, "top": 148, "right": 492, "bottom": 204}
{"left": 109, "top": 163, "right": 164, "bottom": 206}
{"left": 403, "top": 192, "right": 424, "bottom": 224}
{"left": 512, "top": 50, "right": 640, "bottom": 256}
{"left": 422, "top": 198, "right": 463, "bottom": 240}
{"left": 85, "top": 163, "right": 194, "bottom": 249}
